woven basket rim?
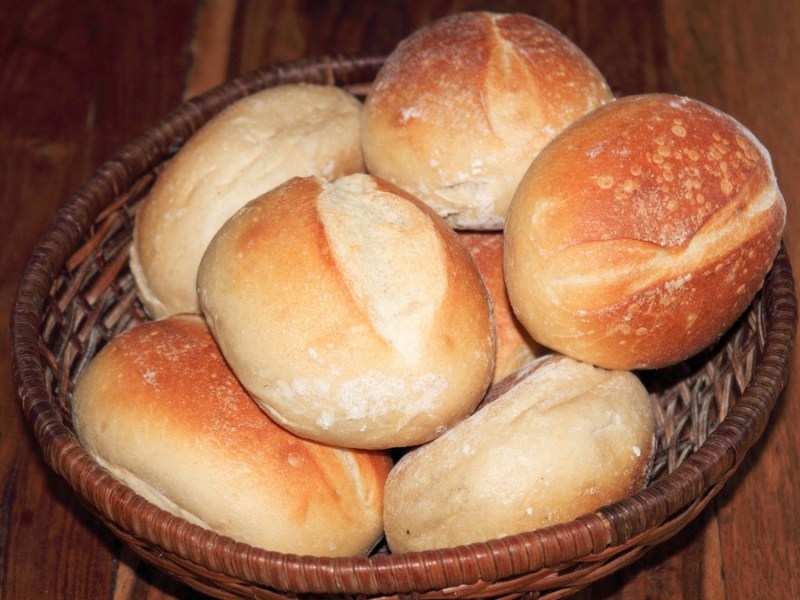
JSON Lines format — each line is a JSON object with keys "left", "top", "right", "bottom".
{"left": 10, "top": 54, "right": 798, "bottom": 597}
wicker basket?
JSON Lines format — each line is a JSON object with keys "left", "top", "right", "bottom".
{"left": 11, "top": 55, "right": 798, "bottom": 600}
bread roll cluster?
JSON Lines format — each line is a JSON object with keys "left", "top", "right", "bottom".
{"left": 74, "top": 11, "right": 785, "bottom": 558}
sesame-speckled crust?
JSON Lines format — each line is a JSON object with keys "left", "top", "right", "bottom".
{"left": 197, "top": 174, "right": 496, "bottom": 450}
{"left": 504, "top": 94, "right": 786, "bottom": 370}
{"left": 72, "top": 314, "right": 393, "bottom": 557}
{"left": 361, "top": 11, "right": 613, "bottom": 230}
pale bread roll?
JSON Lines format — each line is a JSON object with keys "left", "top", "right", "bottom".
{"left": 131, "top": 83, "right": 364, "bottom": 319}
{"left": 361, "top": 11, "right": 613, "bottom": 230}
{"left": 197, "top": 173, "right": 496, "bottom": 450}
{"left": 72, "top": 314, "right": 392, "bottom": 557}
{"left": 458, "top": 231, "right": 545, "bottom": 382}
{"left": 383, "top": 354, "right": 656, "bottom": 554}
{"left": 505, "top": 94, "right": 786, "bottom": 370}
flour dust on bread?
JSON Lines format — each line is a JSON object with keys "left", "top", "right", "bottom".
{"left": 130, "top": 83, "right": 364, "bottom": 319}
{"left": 504, "top": 93, "right": 786, "bottom": 370}
{"left": 72, "top": 314, "right": 392, "bottom": 557}
{"left": 197, "top": 173, "right": 496, "bottom": 450}
{"left": 361, "top": 11, "right": 613, "bottom": 230}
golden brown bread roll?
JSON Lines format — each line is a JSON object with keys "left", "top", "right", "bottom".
{"left": 197, "top": 173, "right": 496, "bottom": 450}
{"left": 504, "top": 93, "right": 786, "bottom": 370}
{"left": 383, "top": 354, "right": 656, "bottom": 553}
{"left": 458, "top": 230, "right": 546, "bottom": 382}
{"left": 130, "top": 83, "right": 364, "bottom": 319}
{"left": 361, "top": 11, "right": 613, "bottom": 230}
{"left": 72, "top": 314, "right": 392, "bottom": 557}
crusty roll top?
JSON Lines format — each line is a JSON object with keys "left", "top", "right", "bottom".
{"left": 361, "top": 11, "right": 613, "bottom": 229}
{"left": 505, "top": 94, "right": 786, "bottom": 370}
{"left": 520, "top": 94, "right": 783, "bottom": 250}
{"left": 131, "top": 83, "right": 365, "bottom": 319}
{"left": 197, "top": 174, "right": 496, "bottom": 449}
{"left": 72, "top": 314, "right": 392, "bottom": 557}
{"left": 383, "top": 354, "right": 656, "bottom": 553}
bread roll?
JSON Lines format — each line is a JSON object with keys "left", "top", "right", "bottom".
{"left": 197, "top": 173, "right": 496, "bottom": 449}
{"left": 458, "top": 231, "right": 545, "bottom": 382}
{"left": 361, "top": 11, "right": 613, "bottom": 230}
{"left": 130, "top": 83, "right": 364, "bottom": 319}
{"left": 383, "top": 354, "right": 656, "bottom": 554}
{"left": 72, "top": 314, "right": 392, "bottom": 557}
{"left": 505, "top": 94, "right": 786, "bottom": 370}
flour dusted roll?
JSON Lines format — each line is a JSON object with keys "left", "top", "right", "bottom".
{"left": 197, "top": 173, "right": 496, "bottom": 450}
{"left": 505, "top": 94, "right": 786, "bottom": 370}
{"left": 131, "top": 83, "right": 364, "bottom": 319}
{"left": 458, "top": 231, "right": 545, "bottom": 382}
{"left": 361, "top": 11, "right": 613, "bottom": 230}
{"left": 383, "top": 354, "right": 656, "bottom": 554}
{"left": 72, "top": 314, "right": 392, "bottom": 557}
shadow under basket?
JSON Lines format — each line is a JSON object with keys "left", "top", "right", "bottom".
{"left": 10, "top": 55, "right": 799, "bottom": 600}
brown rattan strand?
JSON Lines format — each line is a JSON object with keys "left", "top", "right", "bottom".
{"left": 10, "top": 54, "right": 798, "bottom": 600}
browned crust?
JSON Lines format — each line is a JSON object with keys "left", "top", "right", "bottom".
{"left": 197, "top": 174, "right": 496, "bottom": 449}
{"left": 505, "top": 94, "right": 786, "bottom": 369}
{"left": 367, "top": 12, "right": 611, "bottom": 132}
{"left": 458, "top": 230, "right": 544, "bottom": 381}
{"left": 74, "top": 314, "right": 393, "bottom": 507}
{"left": 361, "top": 11, "right": 613, "bottom": 229}
{"left": 517, "top": 94, "right": 778, "bottom": 250}
{"left": 72, "top": 314, "right": 394, "bottom": 556}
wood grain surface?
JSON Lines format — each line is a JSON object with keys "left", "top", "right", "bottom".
{"left": 2, "top": 1, "right": 798, "bottom": 598}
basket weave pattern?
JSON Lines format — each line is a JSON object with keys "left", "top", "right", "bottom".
{"left": 11, "top": 56, "right": 798, "bottom": 599}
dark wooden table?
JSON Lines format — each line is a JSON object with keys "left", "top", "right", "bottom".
{"left": 2, "top": 1, "right": 798, "bottom": 598}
